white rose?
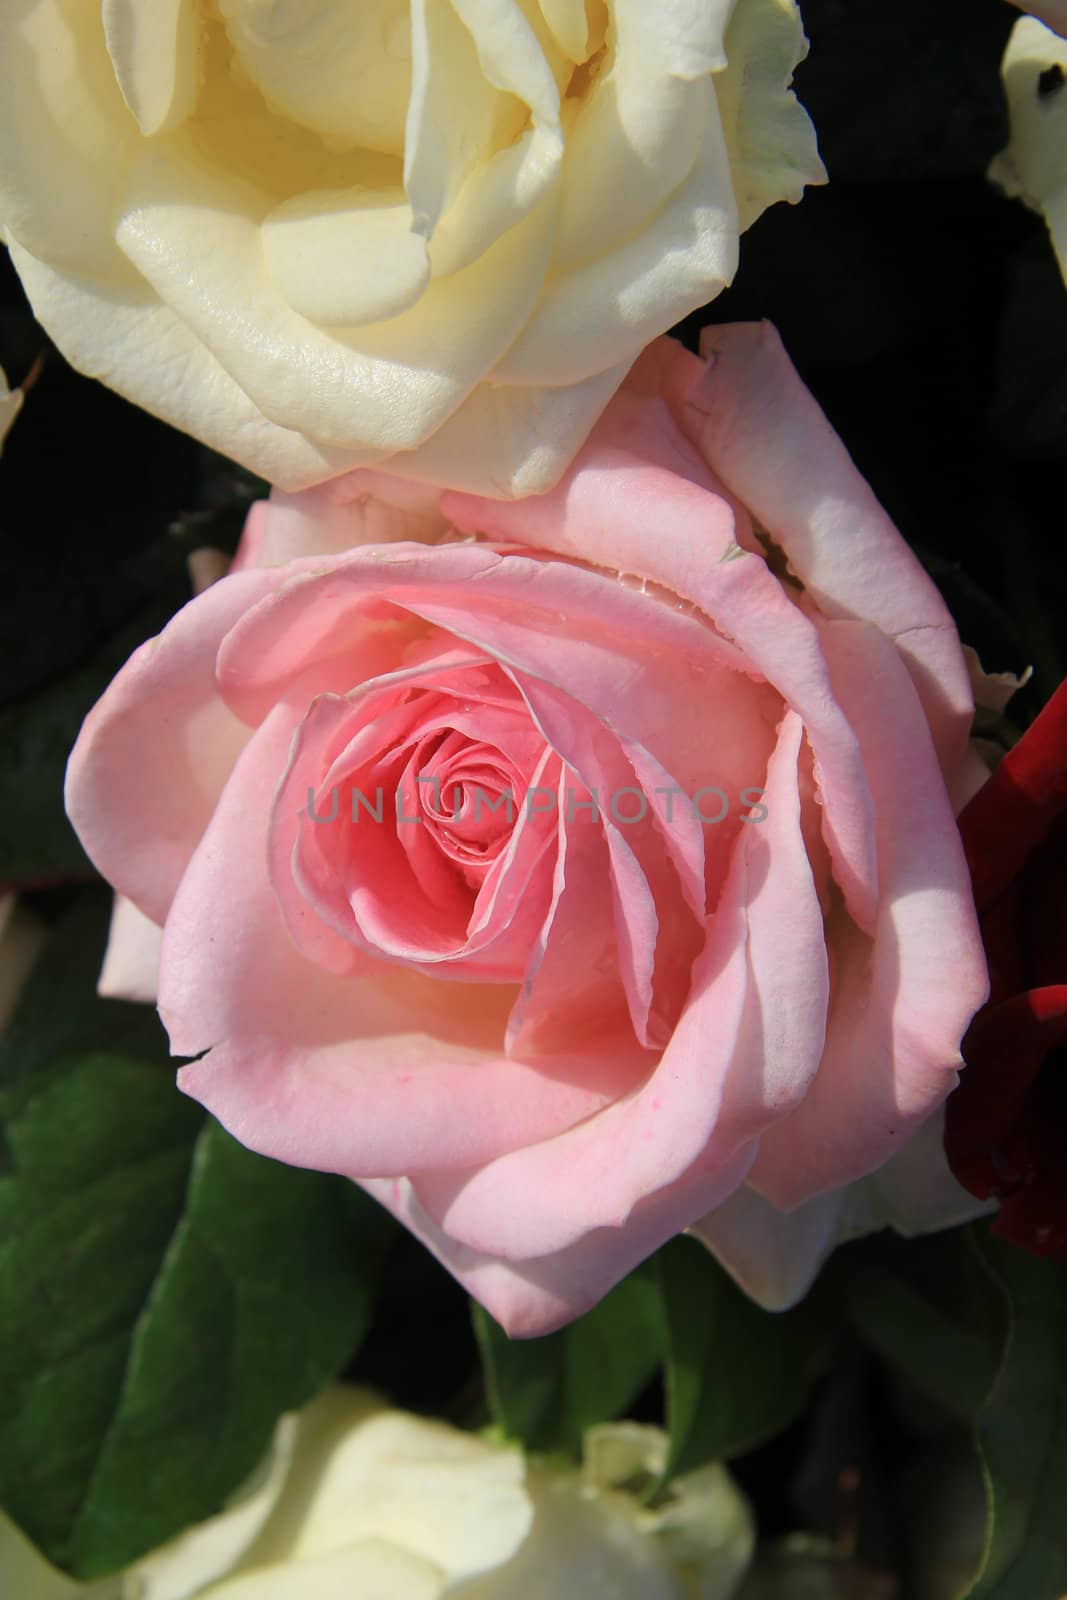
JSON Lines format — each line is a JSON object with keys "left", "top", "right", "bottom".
{"left": 0, "top": 1389, "right": 753, "bottom": 1600}
{"left": 0, "top": 0, "right": 822, "bottom": 496}
{"left": 990, "top": 14, "right": 1067, "bottom": 286}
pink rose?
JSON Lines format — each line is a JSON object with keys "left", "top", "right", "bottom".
{"left": 66, "top": 327, "right": 988, "bottom": 1336}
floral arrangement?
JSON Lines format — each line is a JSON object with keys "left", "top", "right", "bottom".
{"left": 0, "top": 1, "right": 1064, "bottom": 1596}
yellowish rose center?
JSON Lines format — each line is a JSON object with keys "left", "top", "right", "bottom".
{"left": 216, "top": 0, "right": 412, "bottom": 154}
{"left": 186, "top": 7, "right": 402, "bottom": 205}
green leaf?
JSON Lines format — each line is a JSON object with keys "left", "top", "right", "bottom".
{"left": 846, "top": 1231, "right": 1007, "bottom": 1422}
{"left": 849, "top": 1228, "right": 1067, "bottom": 1599}
{"left": 64, "top": 1124, "right": 393, "bottom": 1578}
{"left": 0, "top": 896, "right": 394, "bottom": 1579}
{"left": 473, "top": 1269, "right": 662, "bottom": 1455}
{"left": 657, "top": 1236, "right": 835, "bottom": 1478}
{"left": 0, "top": 894, "right": 166, "bottom": 1121}
{"left": 965, "top": 1236, "right": 1067, "bottom": 1600}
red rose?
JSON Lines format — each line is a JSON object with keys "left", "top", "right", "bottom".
{"left": 946, "top": 680, "right": 1067, "bottom": 1257}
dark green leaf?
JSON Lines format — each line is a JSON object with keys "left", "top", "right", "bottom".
{"left": 473, "top": 1269, "right": 662, "bottom": 1455}
{"left": 0, "top": 895, "right": 166, "bottom": 1114}
{"left": 657, "top": 1237, "right": 835, "bottom": 1478}
{"left": 965, "top": 1236, "right": 1067, "bottom": 1600}
{"left": 0, "top": 898, "right": 394, "bottom": 1579}
{"left": 63, "top": 1124, "right": 394, "bottom": 1578}
{"left": 846, "top": 1231, "right": 1007, "bottom": 1422}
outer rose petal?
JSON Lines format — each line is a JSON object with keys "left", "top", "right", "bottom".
{"left": 749, "top": 621, "right": 988, "bottom": 1208}
{"left": 0, "top": 0, "right": 138, "bottom": 273}
{"left": 213, "top": 540, "right": 760, "bottom": 762}
{"left": 11, "top": 239, "right": 633, "bottom": 501}
{"left": 692, "top": 1111, "right": 993, "bottom": 1310}
{"left": 491, "top": 94, "right": 740, "bottom": 387}
{"left": 7, "top": 244, "right": 364, "bottom": 491}
{"left": 361, "top": 1141, "right": 759, "bottom": 1338}
{"left": 64, "top": 568, "right": 281, "bottom": 926}
{"left": 715, "top": 0, "right": 826, "bottom": 230}
{"left": 234, "top": 476, "right": 450, "bottom": 571}
{"left": 677, "top": 323, "right": 974, "bottom": 779}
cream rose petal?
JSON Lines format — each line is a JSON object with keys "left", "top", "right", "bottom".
{"left": 101, "top": 0, "right": 202, "bottom": 137}
{"left": 219, "top": 1390, "right": 532, "bottom": 1588}
{"left": 405, "top": 0, "right": 564, "bottom": 276}
{"left": 491, "top": 95, "right": 739, "bottom": 386}
{"left": 114, "top": 149, "right": 557, "bottom": 450}
{"left": 261, "top": 188, "right": 431, "bottom": 327}
{"left": 5, "top": 242, "right": 369, "bottom": 488}
{"left": 544, "top": 0, "right": 734, "bottom": 275}
{"left": 0, "top": 0, "right": 138, "bottom": 273}
{"left": 451, "top": 0, "right": 564, "bottom": 124}
{"left": 715, "top": 0, "right": 825, "bottom": 231}
{"left": 537, "top": 0, "right": 594, "bottom": 61}
{"left": 216, "top": 0, "right": 413, "bottom": 155}
{"left": 582, "top": 1425, "right": 756, "bottom": 1600}
{"left": 285, "top": 1421, "right": 531, "bottom": 1578}
{"left": 550, "top": 67, "right": 708, "bottom": 274}
{"left": 992, "top": 16, "right": 1067, "bottom": 285}
{"left": 383, "top": 358, "right": 634, "bottom": 495}
{"left": 200, "top": 1541, "right": 444, "bottom": 1600}
{"left": 406, "top": 0, "right": 544, "bottom": 232}
{"left": 425, "top": 124, "right": 564, "bottom": 277}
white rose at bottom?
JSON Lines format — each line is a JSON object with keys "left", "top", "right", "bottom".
{"left": 0, "top": 1389, "right": 753, "bottom": 1600}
